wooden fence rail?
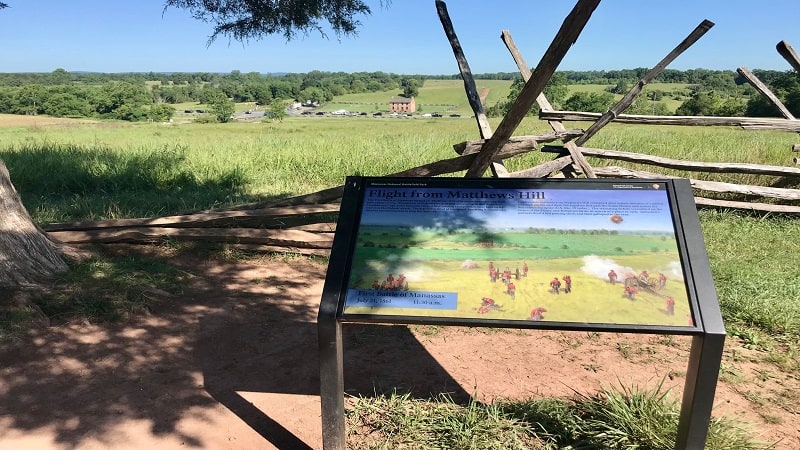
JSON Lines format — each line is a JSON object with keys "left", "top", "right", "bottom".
{"left": 539, "top": 111, "right": 800, "bottom": 132}
{"left": 541, "top": 145, "right": 800, "bottom": 177}
{"left": 593, "top": 166, "right": 800, "bottom": 213}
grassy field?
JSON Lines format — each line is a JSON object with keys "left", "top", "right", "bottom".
{"left": 144, "top": 79, "right": 693, "bottom": 119}
{"left": 0, "top": 112, "right": 797, "bottom": 448}
{"left": 2, "top": 112, "right": 795, "bottom": 224}
{"left": 0, "top": 116, "right": 485, "bottom": 222}
{"left": 322, "top": 79, "right": 514, "bottom": 115}
{"left": 323, "top": 79, "right": 691, "bottom": 115}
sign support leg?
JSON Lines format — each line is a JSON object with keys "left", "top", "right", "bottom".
{"left": 675, "top": 332, "right": 725, "bottom": 449}
{"left": 319, "top": 317, "right": 345, "bottom": 450}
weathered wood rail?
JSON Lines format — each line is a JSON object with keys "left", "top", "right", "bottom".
{"left": 539, "top": 111, "right": 800, "bottom": 132}
{"left": 737, "top": 66, "right": 795, "bottom": 120}
{"left": 540, "top": 145, "right": 800, "bottom": 177}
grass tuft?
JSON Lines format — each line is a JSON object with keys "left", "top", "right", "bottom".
{"left": 347, "top": 392, "right": 539, "bottom": 449}
{"left": 346, "top": 384, "right": 774, "bottom": 449}
{"left": 574, "top": 381, "right": 677, "bottom": 449}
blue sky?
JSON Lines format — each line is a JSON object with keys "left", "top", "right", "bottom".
{"left": 1, "top": 1, "right": 797, "bottom": 74}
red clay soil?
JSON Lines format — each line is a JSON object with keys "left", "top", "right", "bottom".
{"left": 0, "top": 246, "right": 797, "bottom": 449}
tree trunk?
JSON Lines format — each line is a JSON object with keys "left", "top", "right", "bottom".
{"left": 0, "top": 159, "right": 69, "bottom": 288}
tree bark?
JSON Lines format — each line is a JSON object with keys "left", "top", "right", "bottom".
{"left": 0, "top": 159, "right": 69, "bottom": 288}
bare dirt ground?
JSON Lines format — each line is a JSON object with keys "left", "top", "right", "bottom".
{"left": 1, "top": 246, "right": 797, "bottom": 449}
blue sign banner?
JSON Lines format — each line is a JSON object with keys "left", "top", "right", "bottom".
{"left": 345, "top": 289, "right": 458, "bottom": 310}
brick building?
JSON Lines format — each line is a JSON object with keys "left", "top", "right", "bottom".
{"left": 389, "top": 97, "right": 416, "bottom": 113}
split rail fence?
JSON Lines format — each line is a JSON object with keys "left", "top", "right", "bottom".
{"left": 44, "top": 0, "right": 800, "bottom": 255}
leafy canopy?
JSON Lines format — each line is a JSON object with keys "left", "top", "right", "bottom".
{"left": 163, "top": 0, "right": 382, "bottom": 42}
{"left": 204, "top": 88, "right": 235, "bottom": 122}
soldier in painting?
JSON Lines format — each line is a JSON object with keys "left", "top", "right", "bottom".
{"left": 395, "top": 273, "right": 408, "bottom": 290}
{"left": 530, "top": 307, "right": 547, "bottom": 321}
{"left": 478, "top": 297, "right": 502, "bottom": 314}
{"left": 658, "top": 272, "right": 667, "bottom": 290}
{"left": 507, "top": 282, "right": 516, "bottom": 299}
{"left": 502, "top": 267, "right": 512, "bottom": 284}
{"left": 550, "top": 277, "right": 561, "bottom": 294}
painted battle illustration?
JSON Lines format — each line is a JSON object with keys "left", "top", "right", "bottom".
{"left": 343, "top": 183, "right": 694, "bottom": 328}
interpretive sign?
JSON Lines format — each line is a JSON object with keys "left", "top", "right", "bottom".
{"left": 337, "top": 177, "right": 700, "bottom": 333}
{"left": 318, "top": 176, "right": 725, "bottom": 450}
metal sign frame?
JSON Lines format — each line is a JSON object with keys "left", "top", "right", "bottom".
{"left": 318, "top": 176, "right": 725, "bottom": 450}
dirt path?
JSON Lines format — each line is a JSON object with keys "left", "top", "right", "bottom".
{"left": 0, "top": 248, "right": 797, "bottom": 449}
{"left": 479, "top": 87, "right": 490, "bottom": 105}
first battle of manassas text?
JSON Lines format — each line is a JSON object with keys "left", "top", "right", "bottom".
{"left": 368, "top": 189, "right": 545, "bottom": 200}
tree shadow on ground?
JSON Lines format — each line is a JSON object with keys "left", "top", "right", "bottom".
{"left": 0, "top": 246, "right": 469, "bottom": 449}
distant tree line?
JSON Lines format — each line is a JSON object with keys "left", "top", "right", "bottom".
{"left": 485, "top": 72, "right": 674, "bottom": 117}
{"left": 485, "top": 67, "right": 799, "bottom": 118}
{"left": 0, "top": 70, "right": 423, "bottom": 121}
{"left": 0, "top": 68, "right": 797, "bottom": 121}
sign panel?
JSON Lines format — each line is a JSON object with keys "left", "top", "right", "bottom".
{"left": 335, "top": 177, "right": 701, "bottom": 333}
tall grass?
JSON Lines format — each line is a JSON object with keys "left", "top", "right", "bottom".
{"left": 0, "top": 119, "right": 476, "bottom": 222}
{"left": 700, "top": 210, "right": 800, "bottom": 338}
{"left": 5, "top": 117, "right": 796, "bottom": 215}
{"left": 347, "top": 385, "right": 772, "bottom": 449}
{"left": 346, "top": 392, "right": 540, "bottom": 449}
{"left": 2, "top": 140, "right": 252, "bottom": 222}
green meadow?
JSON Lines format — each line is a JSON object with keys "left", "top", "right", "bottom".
{"left": 324, "top": 79, "right": 693, "bottom": 115}
{"left": 324, "top": 79, "right": 514, "bottom": 115}
{"left": 3, "top": 110, "right": 794, "bottom": 226}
